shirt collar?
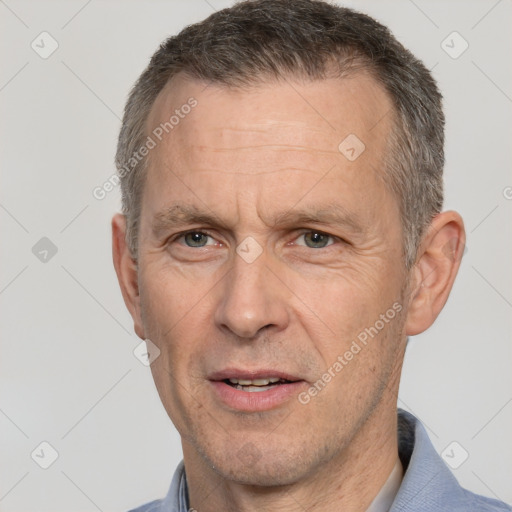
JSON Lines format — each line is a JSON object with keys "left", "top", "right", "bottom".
{"left": 366, "top": 458, "right": 403, "bottom": 512}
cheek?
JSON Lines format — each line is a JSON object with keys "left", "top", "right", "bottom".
{"left": 139, "top": 261, "right": 213, "bottom": 334}
{"left": 139, "top": 262, "right": 221, "bottom": 381}
{"left": 138, "top": 269, "right": 200, "bottom": 402}
{"left": 302, "top": 290, "right": 405, "bottom": 418}
{"left": 289, "top": 266, "right": 406, "bottom": 400}
{"left": 292, "top": 266, "right": 398, "bottom": 346}
{"left": 141, "top": 268, "right": 216, "bottom": 433}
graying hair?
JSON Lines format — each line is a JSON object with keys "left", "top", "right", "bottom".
{"left": 116, "top": 0, "right": 444, "bottom": 267}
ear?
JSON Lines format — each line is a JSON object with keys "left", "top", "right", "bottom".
{"left": 112, "top": 213, "right": 145, "bottom": 339}
{"left": 405, "top": 210, "right": 466, "bottom": 336}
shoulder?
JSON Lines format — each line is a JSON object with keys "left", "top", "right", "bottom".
{"left": 126, "top": 460, "right": 188, "bottom": 512}
{"left": 127, "top": 499, "right": 164, "bottom": 512}
{"left": 392, "top": 410, "right": 511, "bottom": 512}
{"left": 461, "top": 490, "right": 512, "bottom": 511}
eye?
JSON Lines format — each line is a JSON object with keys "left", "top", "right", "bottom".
{"left": 179, "top": 231, "right": 216, "bottom": 247}
{"left": 295, "top": 231, "right": 335, "bottom": 249}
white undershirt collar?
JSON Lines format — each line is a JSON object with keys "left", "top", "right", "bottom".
{"left": 365, "top": 458, "right": 403, "bottom": 512}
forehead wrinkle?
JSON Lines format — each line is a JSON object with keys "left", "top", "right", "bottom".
{"left": 161, "top": 142, "right": 329, "bottom": 177}
{"left": 173, "top": 166, "right": 323, "bottom": 176}
{"left": 196, "top": 144, "right": 340, "bottom": 156}
{"left": 181, "top": 116, "right": 343, "bottom": 152}
{"left": 200, "top": 122, "right": 335, "bottom": 142}
{"left": 168, "top": 139, "right": 338, "bottom": 177}
{"left": 209, "top": 121, "right": 324, "bottom": 132}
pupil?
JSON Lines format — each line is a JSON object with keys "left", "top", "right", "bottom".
{"left": 186, "top": 232, "right": 207, "bottom": 247}
{"left": 306, "top": 232, "right": 327, "bottom": 248}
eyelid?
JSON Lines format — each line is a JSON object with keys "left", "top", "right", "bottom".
{"left": 167, "top": 228, "right": 345, "bottom": 248}
{"left": 291, "top": 229, "right": 339, "bottom": 245}
{"left": 169, "top": 229, "right": 219, "bottom": 246}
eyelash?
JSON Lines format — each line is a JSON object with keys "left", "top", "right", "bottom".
{"left": 170, "top": 229, "right": 341, "bottom": 248}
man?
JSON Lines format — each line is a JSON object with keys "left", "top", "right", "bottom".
{"left": 111, "top": 1, "right": 511, "bottom": 510}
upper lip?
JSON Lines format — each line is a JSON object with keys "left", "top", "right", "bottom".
{"left": 208, "top": 368, "right": 303, "bottom": 382}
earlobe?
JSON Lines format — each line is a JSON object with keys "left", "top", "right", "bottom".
{"left": 111, "top": 213, "right": 145, "bottom": 339}
{"left": 405, "top": 211, "right": 466, "bottom": 336}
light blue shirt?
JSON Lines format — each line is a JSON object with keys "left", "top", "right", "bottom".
{"left": 129, "top": 409, "right": 511, "bottom": 511}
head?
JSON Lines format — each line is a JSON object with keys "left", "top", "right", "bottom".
{"left": 113, "top": 0, "right": 465, "bottom": 488}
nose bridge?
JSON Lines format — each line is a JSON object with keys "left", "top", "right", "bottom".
{"left": 215, "top": 247, "right": 289, "bottom": 339}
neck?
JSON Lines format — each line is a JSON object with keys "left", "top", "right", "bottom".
{"left": 183, "top": 402, "right": 400, "bottom": 512}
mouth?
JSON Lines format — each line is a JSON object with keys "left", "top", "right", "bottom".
{"left": 223, "top": 376, "right": 297, "bottom": 392}
{"left": 208, "top": 369, "right": 306, "bottom": 411}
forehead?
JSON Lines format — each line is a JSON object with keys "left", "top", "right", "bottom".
{"left": 143, "top": 72, "right": 397, "bottom": 226}
{"left": 146, "top": 70, "right": 394, "bottom": 158}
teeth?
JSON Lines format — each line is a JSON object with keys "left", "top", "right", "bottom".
{"left": 228, "top": 377, "right": 285, "bottom": 386}
{"left": 229, "top": 378, "right": 253, "bottom": 385}
{"left": 234, "top": 384, "right": 275, "bottom": 392}
{"left": 252, "top": 378, "right": 271, "bottom": 386}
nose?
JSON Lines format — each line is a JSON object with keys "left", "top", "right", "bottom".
{"left": 214, "top": 249, "right": 290, "bottom": 339}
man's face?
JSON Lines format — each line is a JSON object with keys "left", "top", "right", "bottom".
{"left": 135, "top": 73, "right": 409, "bottom": 485}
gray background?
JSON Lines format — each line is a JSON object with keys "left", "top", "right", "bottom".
{"left": 1, "top": 0, "right": 511, "bottom": 510}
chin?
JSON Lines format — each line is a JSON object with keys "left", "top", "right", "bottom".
{"left": 196, "top": 438, "right": 318, "bottom": 487}
{"left": 214, "top": 459, "right": 300, "bottom": 487}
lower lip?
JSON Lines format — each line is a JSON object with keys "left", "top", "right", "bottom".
{"left": 209, "top": 380, "right": 306, "bottom": 412}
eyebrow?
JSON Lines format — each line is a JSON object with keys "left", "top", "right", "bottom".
{"left": 273, "top": 204, "right": 365, "bottom": 234}
{"left": 151, "top": 204, "right": 229, "bottom": 239}
{"left": 151, "top": 202, "right": 365, "bottom": 239}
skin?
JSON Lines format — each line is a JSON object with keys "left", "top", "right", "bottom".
{"left": 112, "top": 72, "right": 465, "bottom": 511}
